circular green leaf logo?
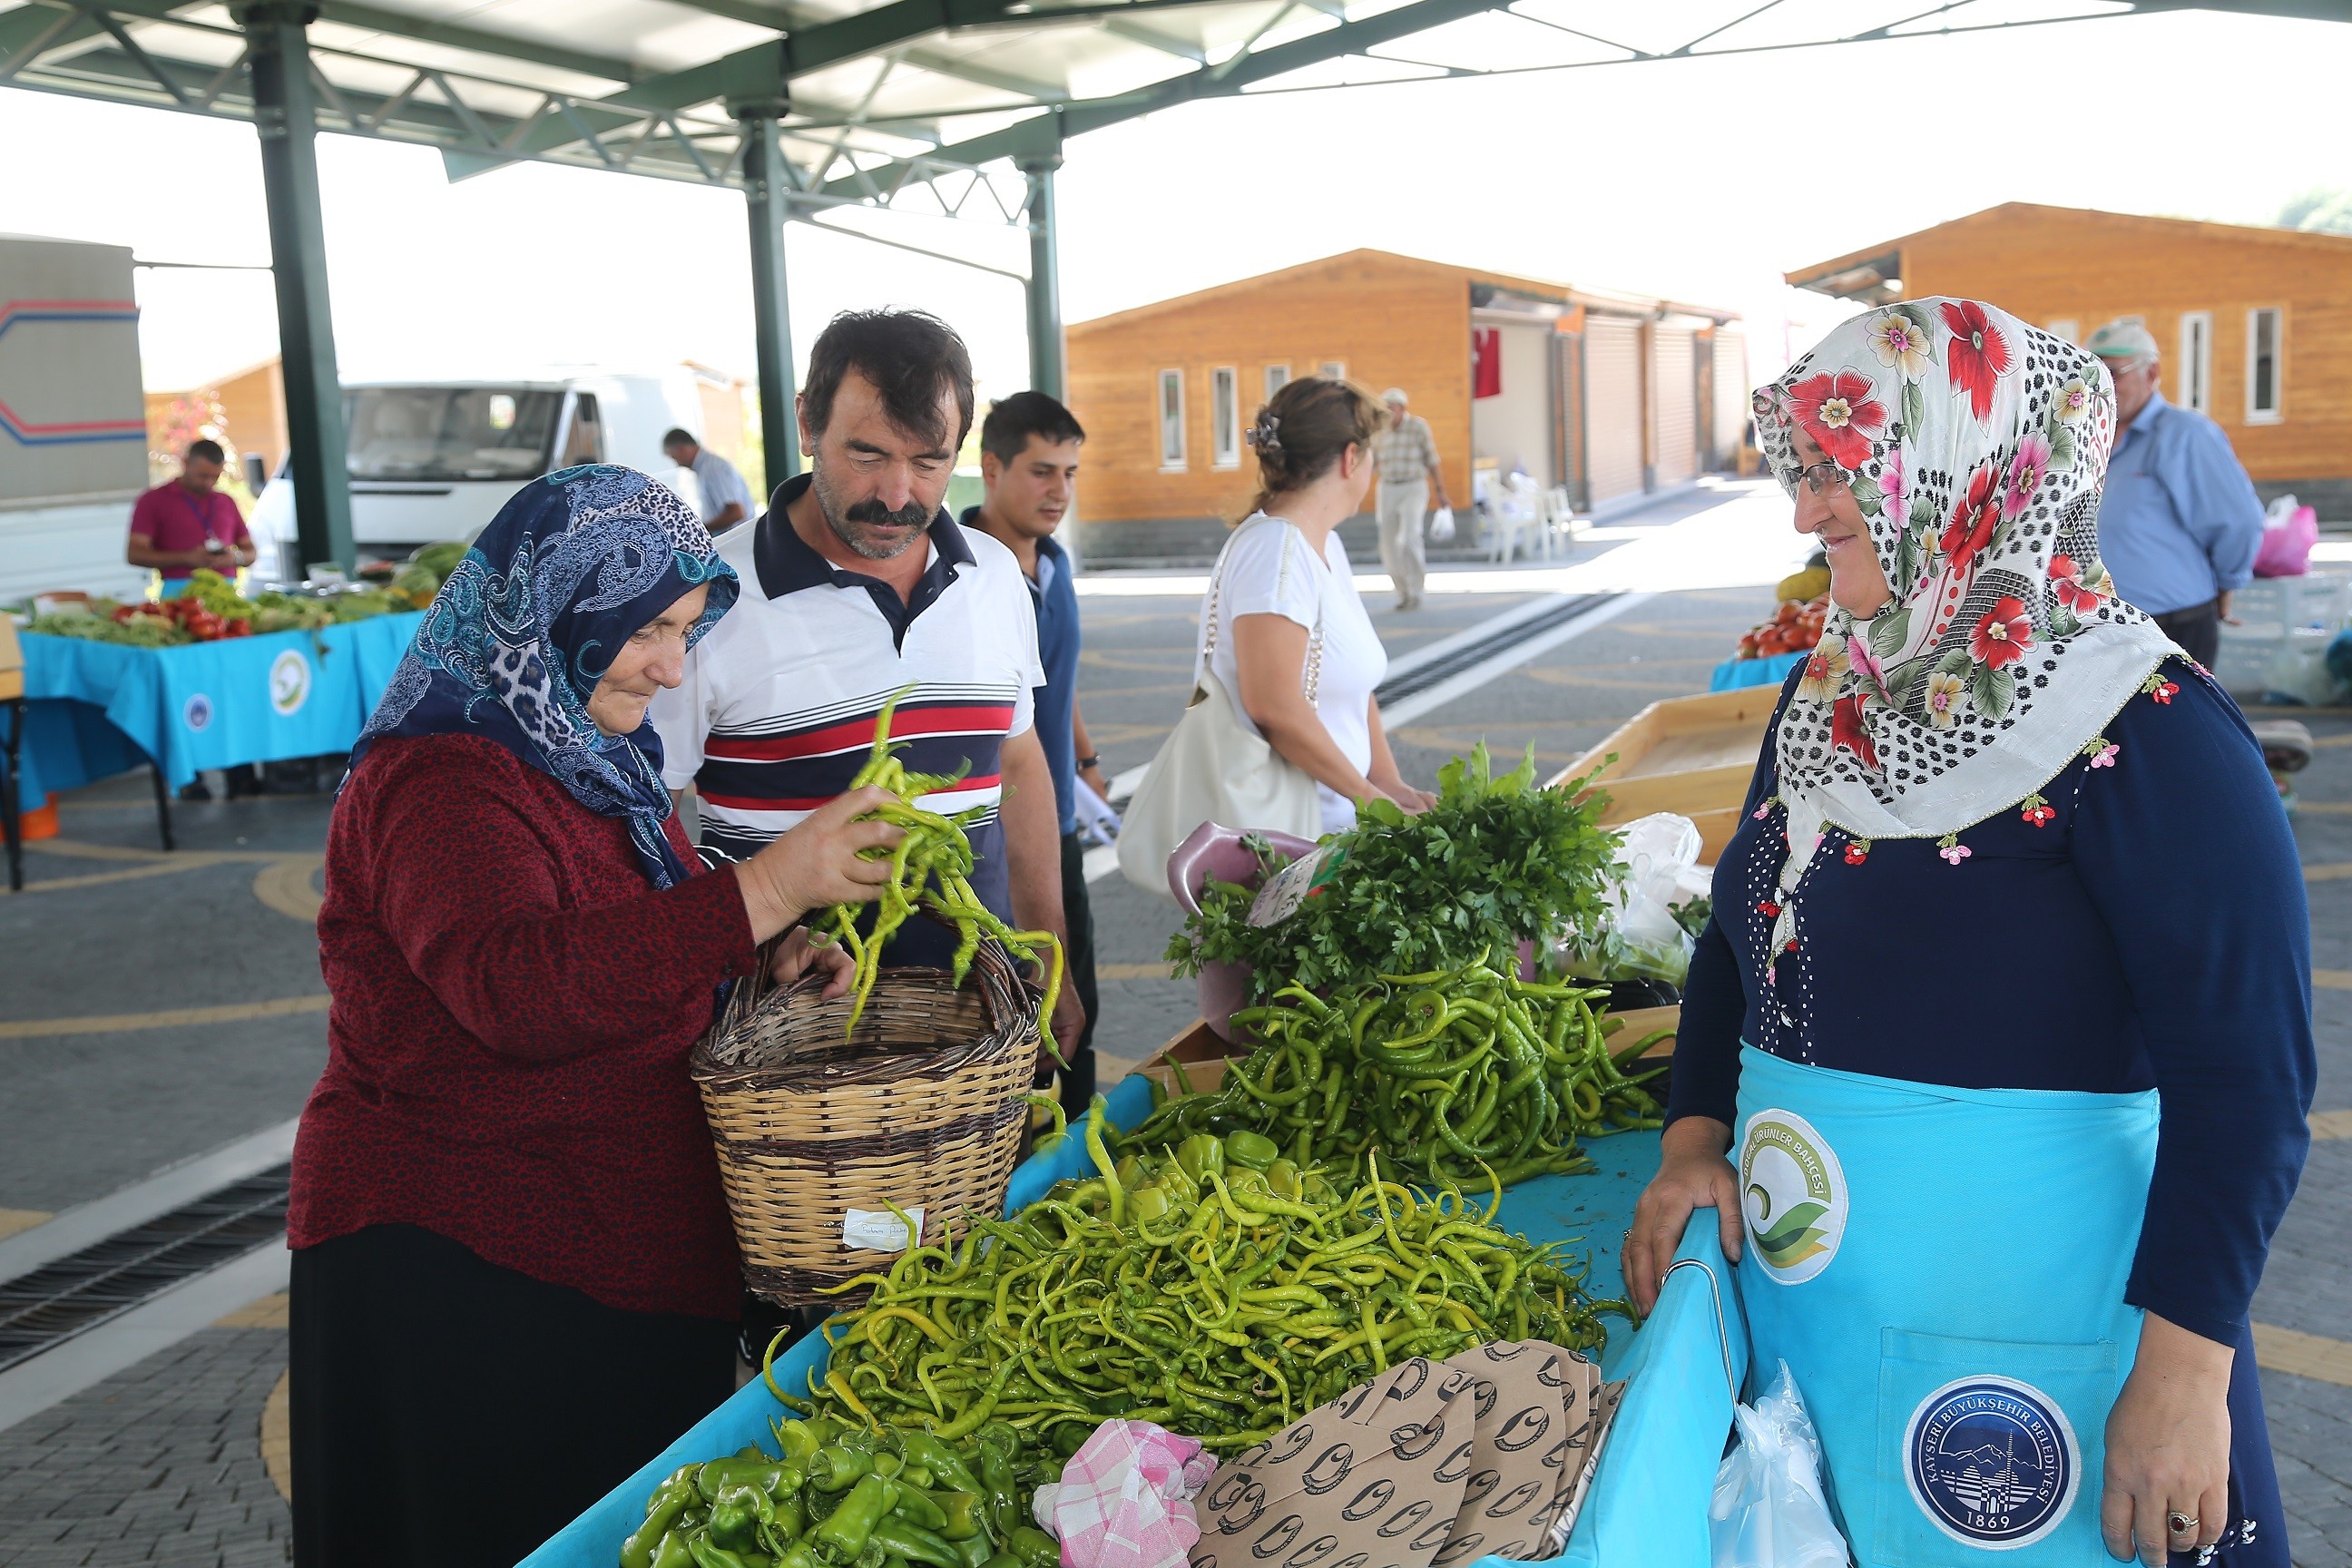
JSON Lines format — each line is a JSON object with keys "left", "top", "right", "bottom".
{"left": 1740, "top": 1108, "right": 1847, "bottom": 1284}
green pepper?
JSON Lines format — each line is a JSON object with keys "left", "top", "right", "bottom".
{"left": 739, "top": 1445, "right": 771, "bottom": 1461}
{"left": 897, "top": 1462, "right": 934, "bottom": 1490}
{"left": 777, "top": 1419, "right": 828, "bottom": 1467}
{"left": 1173, "top": 1133, "right": 1225, "bottom": 1181}
{"left": 814, "top": 1474, "right": 899, "bottom": 1560}
{"left": 687, "top": 1536, "right": 764, "bottom": 1568}
{"left": 1128, "top": 1182, "right": 1173, "bottom": 1223}
{"left": 622, "top": 1482, "right": 697, "bottom": 1568}
{"left": 775, "top": 1545, "right": 824, "bottom": 1568}
{"left": 810, "top": 1448, "right": 877, "bottom": 1493}
{"left": 981, "top": 1556, "right": 1023, "bottom": 1568}
{"left": 710, "top": 1484, "right": 778, "bottom": 1553}
{"left": 921, "top": 1492, "right": 985, "bottom": 1541}
{"left": 871, "top": 1516, "right": 963, "bottom": 1568}
{"left": 899, "top": 1435, "right": 983, "bottom": 1498}
{"left": 1007, "top": 1526, "right": 1060, "bottom": 1568}
{"left": 888, "top": 1486, "right": 948, "bottom": 1533}
{"left": 1223, "top": 1129, "right": 1280, "bottom": 1171}
{"left": 764, "top": 1494, "right": 808, "bottom": 1553}
{"left": 971, "top": 1444, "right": 1018, "bottom": 1535}
{"left": 650, "top": 1533, "right": 699, "bottom": 1568}
{"left": 949, "top": 1530, "right": 995, "bottom": 1568}
{"left": 872, "top": 1452, "right": 905, "bottom": 1480}
{"left": 699, "top": 1459, "right": 802, "bottom": 1503}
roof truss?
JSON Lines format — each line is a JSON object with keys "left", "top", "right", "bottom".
{"left": 1, "top": 0, "right": 2344, "bottom": 234}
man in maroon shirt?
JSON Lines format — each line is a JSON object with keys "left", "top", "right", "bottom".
{"left": 127, "top": 438, "right": 255, "bottom": 596}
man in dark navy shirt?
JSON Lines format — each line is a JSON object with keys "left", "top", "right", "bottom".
{"left": 961, "top": 392, "right": 1102, "bottom": 1118}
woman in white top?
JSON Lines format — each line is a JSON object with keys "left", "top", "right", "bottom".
{"left": 1203, "top": 377, "right": 1434, "bottom": 834}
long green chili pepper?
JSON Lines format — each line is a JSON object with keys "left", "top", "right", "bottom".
{"left": 810, "top": 694, "right": 1069, "bottom": 1066}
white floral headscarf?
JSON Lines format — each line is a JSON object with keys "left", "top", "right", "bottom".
{"left": 1750, "top": 299, "right": 2178, "bottom": 886}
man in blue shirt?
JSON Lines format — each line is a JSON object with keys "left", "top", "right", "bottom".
{"left": 2087, "top": 318, "right": 2266, "bottom": 669}
{"left": 962, "top": 392, "right": 1103, "bottom": 1119}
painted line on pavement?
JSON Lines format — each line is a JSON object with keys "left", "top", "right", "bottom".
{"left": 0, "top": 1210, "right": 52, "bottom": 1243}
{"left": 0, "top": 994, "right": 330, "bottom": 1041}
{"left": 251, "top": 858, "right": 325, "bottom": 922}
{"left": 0, "top": 1242, "right": 289, "bottom": 1435}
{"left": 2252, "top": 1322, "right": 2352, "bottom": 1388}
{"left": 0, "top": 1118, "right": 299, "bottom": 1285}
{"left": 1381, "top": 593, "right": 1651, "bottom": 729}
{"left": 2314, "top": 969, "right": 2352, "bottom": 991}
{"left": 2310, "top": 1109, "right": 2352, "bottom": 1141}
{"left": 1097, "top": 962, "right": 1175, "bottom": 980}
{"left": 2302, "top": 862, "right": 2352, "bottom": 881}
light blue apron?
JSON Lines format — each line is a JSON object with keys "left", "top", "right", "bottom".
{"left": 1733, "top": 1044, "right": 2159, "bottom": 1565}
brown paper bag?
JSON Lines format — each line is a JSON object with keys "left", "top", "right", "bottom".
{"left": 1528, "top": 1360, "right": 1626, "bottom": 1555}
{"left": 1190, "top": 1357, "right": 1471, "bottom": 1568}
{"left": 1429, "top": 1341, "right": 1573, "bottom": 1565}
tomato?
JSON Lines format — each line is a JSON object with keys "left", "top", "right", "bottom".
{"left": 1756, "top": 629, "right": 1788, "bottom": 656}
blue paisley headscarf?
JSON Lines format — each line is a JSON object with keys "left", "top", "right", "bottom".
{"left": 349, "top": 465, "right": 739, "bottom": 888}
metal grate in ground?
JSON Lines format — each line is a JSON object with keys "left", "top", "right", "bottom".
{"left": 1375, "top": 592, "right": 1620, "bottom": 707}
{"left": 0, "top": 1164, "right": 289, "bottom": 1373}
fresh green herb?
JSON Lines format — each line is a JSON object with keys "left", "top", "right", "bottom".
{"left": 1165, "top": 741, "right": 1620, "bottom": 1004}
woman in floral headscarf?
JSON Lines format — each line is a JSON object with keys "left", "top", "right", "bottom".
{"left": 289, "top": 466, "right": 905, "bottom": 1567}
{"left": 1623, "top": 305, "right": 2311, "bottom": 1567}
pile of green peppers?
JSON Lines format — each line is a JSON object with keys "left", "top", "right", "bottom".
{"left": 784, "top": 1112, "right": 1618, "bottom": 1487}
{"left": 1114, "top": 951, "right": 1669, "bottom": 1190}
{"left": 620, "top": 1418, "right": 1063, "bottom": 1568}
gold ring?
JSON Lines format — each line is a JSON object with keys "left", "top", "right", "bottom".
{"left": 2166, "top": 1511, "right": 2198, "bottom": 1537}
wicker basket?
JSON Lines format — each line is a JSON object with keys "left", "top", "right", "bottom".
{"left": 691, "top": 937, "right": 1039, "bottom": 1306}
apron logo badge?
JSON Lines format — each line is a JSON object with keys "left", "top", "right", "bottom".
{"left": 182, "top": 693, "right": 212, "bottom": 732}
{"left": 1906, "top": 1375, "right": 2080, "bottom": 1549}
{"left": 1739, "top": 1109, "right": 1847, "bottom": 1284}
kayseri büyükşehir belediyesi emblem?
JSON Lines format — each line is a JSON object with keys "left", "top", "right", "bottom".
{"left": 1904, "top": 1374, "right": 2080, "bottom": 1548}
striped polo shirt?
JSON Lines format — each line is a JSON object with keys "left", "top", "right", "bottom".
{"left": 650, "top": 475, "right": 1042, "bottom": 967}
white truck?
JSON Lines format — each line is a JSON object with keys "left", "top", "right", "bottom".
{"left": 0, "top": 233, "right": 152, "bottom": 604}
{"left": 250, "top": 368, "right": 721, "bottom": 581}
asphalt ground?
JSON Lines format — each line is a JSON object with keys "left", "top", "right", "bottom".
{"left": 2, "top": 481, "right": 2349, "bottom": 1563}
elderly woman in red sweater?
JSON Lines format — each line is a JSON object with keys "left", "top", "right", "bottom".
{"left": 287, "top": 466, "right": 901, "bottom": 1568}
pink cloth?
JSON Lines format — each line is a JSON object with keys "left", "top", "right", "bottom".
{"left": 1031, "top": 1421, "right": 1219, "bottom": 1568}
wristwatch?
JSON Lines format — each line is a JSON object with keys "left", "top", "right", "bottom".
{"left": 1077, "top": 754, "right": 1102, "bottom": 771}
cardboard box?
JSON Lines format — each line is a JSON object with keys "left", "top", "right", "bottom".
{"left": 1135, "top": 1017, "right": 1254, "bottom": 1098}
{"left": 0, "top": 618, "right": 22, "bottom": 703}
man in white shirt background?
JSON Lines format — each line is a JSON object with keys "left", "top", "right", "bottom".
{"left": 663, "top": 427, "right": 754, "bottom": 534}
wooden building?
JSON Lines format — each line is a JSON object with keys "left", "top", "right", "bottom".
{"left": 1063, "top": 250, "right": 1743, "bottom": 556}
{"left": 1788, "top": 204, "right": 2352, "bottom": 515}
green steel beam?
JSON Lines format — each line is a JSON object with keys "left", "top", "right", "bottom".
{"left": 241, "top": 1, "right": 354, "bottom": 573}
{"left": 741, "top": 112, "right": 802, "bottom": 493}
{"left": 309, "top": 1, "right": 641, "bottom": 84}
{"left": 1018, "top": 126, "right": 1064, "bottom": 399}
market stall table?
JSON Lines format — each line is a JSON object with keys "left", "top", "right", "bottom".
{"left": 523, "top": 1074, "right": 1749, "bottom": 1568}
{"left": 13, "top": 611, "right": 422, "bottom": 849}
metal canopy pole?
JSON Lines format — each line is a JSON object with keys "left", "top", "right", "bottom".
{"left": 1016, "top": 116, "right": 1066, "bottom": 402}
{"left": 241, "top": 2, "right": 354, "bottom": 575}
{"left": 737, "top": 107, "right": 800, "bottom": 499}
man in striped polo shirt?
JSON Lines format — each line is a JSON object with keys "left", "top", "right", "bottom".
{"left": 652, "top": 309, "right": 1081, "bottom": 1054}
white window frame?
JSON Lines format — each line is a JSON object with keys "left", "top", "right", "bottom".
{"left": 2245, "top": 308, "right": 2283, "bottom": 425}
{"left": 1318, "top": 360, "right": 1346, "bottom": 380}
{"left": 1157, "top": 368, "right": 1187, "bottom": 470}
{"left": 2045, "top": 318, "right": 2080, "bottom": 345}
{"left": 2177, "top": 311, "right": 2212, "bottom": 415}
{"left": 1210, "top": 367, "right": 1241, "bottom": 469}
{"left": 1264, "top": 364, "right": 1290, "bottom": 402}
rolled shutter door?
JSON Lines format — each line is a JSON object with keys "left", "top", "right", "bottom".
{"left": 1652, "top": 329, "right": 1697, "bottom": 487}
{"left": 1713, "top": 330, "right": 1749, "bottom": 468}
{"left": 1583, "top": 318, "right": 1642, "bottom": 507}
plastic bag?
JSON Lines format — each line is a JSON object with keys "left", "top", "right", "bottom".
{"left": 1427, "top": 505, "right": 1457, "bottom": 544}
{"left": 1710, "top": 1361, "right": 1848, "bottom": 1568}
{"left": 1032, "top": 1420, "right": 1218, "bottom": 1568}
{"left": 1554, "top": 813, "right": 1703, "bottom": 987}
{"left": 2253, "top": 495, "right": 2318, "bottom": 579}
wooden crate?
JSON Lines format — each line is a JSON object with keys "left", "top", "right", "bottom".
{"left": 1547, "top": 687, "right": 1776, "bottom": 824}
{"left": 0, "top": 619, "right": 22, "bottom": 703}
{"left": 1134, "top": 1018, "right": 1254, "bottom": 1098}
{"left": 1606, "top": 1004, "right": 1679, "bottom": 1060}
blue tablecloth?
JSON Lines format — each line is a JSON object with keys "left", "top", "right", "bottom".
{"left": 1709, "top": 649, "right": 1805, "bottom": 691}
{"left": 523, "top": 1080, "right": 1746, "bottom": 1568}
{"left": 15, "top": 612, "right": 422, "bottom": 802}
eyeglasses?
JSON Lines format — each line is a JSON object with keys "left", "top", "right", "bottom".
{"left": 1790, "top": 459, "right": 1846, "bottom": 498}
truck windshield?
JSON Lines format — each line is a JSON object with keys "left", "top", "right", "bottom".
{"left": 344, "top": 387, "right": 561, "bottom": 481}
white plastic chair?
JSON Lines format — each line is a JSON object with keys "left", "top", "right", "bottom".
{"left": 1485, "top": 475, "right": 1537, "bottom": 564}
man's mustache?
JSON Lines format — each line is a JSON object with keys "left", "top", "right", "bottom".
{"left": 843, "top": 496, "right": 931, "bottom": 528}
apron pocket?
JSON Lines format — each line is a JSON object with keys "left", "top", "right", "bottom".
{"left": 1871, "top": 1328, "right": 2122, "bottom": 1564}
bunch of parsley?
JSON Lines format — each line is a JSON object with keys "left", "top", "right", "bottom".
{"left": 1166, "top": 741, "right": 1621, "bottom": 1003}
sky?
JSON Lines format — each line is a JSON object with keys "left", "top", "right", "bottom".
{"left": 1, "top": 6, "right": 2346, "bottom": 397}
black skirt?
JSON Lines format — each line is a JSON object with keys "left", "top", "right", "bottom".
{"left": 289, "top": 1223, "right": 737, "bottom": 1568}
